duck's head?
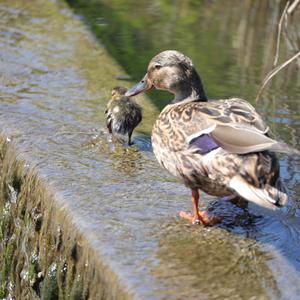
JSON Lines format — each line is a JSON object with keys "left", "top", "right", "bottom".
{"left": 126, "top": 50, "right": 207, "bottom": 103}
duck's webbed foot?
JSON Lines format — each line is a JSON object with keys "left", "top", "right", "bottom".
{"left": 179, "top": 188, "right": 222, "bottom": 225}
{"left": 179, "top": 210, "right": 221, "bottom": 226}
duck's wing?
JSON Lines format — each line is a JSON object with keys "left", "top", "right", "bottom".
{"left": 168, "top": 99, "right": 300, "bottom": 155}
{"left": 211, "top": 123, "right": 299, "bottom": 155}
{"left": 216, "top": 98, "right": 269, "bottom": 134}
{"left": 186, "top": 122, "right": 286, "bottom": 155}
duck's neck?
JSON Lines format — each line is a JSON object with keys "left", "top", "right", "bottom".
{"left": 172, "top": 68, "right": 207, "bottom": 103}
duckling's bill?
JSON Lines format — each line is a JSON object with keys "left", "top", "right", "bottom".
{"left": 126, "top": 74, "right": 153, "bottom": 97}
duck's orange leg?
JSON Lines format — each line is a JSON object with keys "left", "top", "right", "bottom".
{"left": 179, "top": 188, "right": 220, "bottom": 225}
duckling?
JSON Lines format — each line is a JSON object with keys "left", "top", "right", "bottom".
{"left": 126, "top": 50, "right": 299, "bottom": 225}
{"left": 105, "top": 86, "right": 142, "bottom": 145}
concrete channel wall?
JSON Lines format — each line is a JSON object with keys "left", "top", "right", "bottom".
{"left": 0, "top": 0, "right": 157, "bottom": 298}
{"left": 0, "top": 138, "right": 130, "bottom": 299}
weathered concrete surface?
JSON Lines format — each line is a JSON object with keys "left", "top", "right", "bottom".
{"left": 1, "top": 0, "right": 300, "bottom": 299}
{"left": 0, "top": 0, "right": 157, "bottom": 298}
{"left": 0, "top": 139, "right": 130, "bottom": 299}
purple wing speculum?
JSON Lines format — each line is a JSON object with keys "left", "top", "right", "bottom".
{"left": 189, "top": 134, "right": 220, "bottom": 154}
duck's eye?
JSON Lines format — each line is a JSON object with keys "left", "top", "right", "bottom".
{"left": 154, "top": 64, "right": 162, "bottom": 70}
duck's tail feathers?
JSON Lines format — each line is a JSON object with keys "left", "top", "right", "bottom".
{"left": 229, "top": 175, "right": 288, "bottom": 210}
{"left": 270, "top": 141, "right": 300, "bottom": 156}
{"left": 212, "top": 124, "right": 300, "bottom": 156}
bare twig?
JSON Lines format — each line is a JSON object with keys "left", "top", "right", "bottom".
{"left": 287, "top": 0, "right": 300, "bottom": 14}
{"left": 255, "top": 51, "right": 300, "bottom": 102}
{"left": 274, "top": 1, "right": 290, "bottom": 66}
{"left": 256, "top": 0, "right": 300, "bottom": 102}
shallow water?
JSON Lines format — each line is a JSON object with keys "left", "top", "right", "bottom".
{"left": 1, "top": 0, "right": 300, "bottom": 299}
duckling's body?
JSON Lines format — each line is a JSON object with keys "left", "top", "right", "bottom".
{"left": 126, "top": 50, "right": 298, "bottom": 225}
{"left": 105, "top": 86, "right": 142, "bottom": 145}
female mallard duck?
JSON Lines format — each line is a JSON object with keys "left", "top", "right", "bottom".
{"left": 105, "top": 86, "right": 142, "bottom": 145}
{"left": 126, "top": 50, "right": 299, "bottom": 225}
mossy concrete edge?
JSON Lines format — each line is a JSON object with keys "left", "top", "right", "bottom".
{"left": 0, "top": 135, "right": 132, "bottom": 299}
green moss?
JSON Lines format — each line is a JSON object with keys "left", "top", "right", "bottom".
{"left": 5, "top": 238, "right": 15, "bottom": 274}
{"left": 0, "top": 203, "right": 11, "bottom": 241}
{"left": 28, "top": 252, "right": 40, "bottom": 285}
{"left": 57, "top": 259, "right": 68, "bottom": 299}
{"left": 70, "top": 275, "right": 83, "bottom": 300}
{"left": 0, "top": 282, "right": 7, "bottom": 298}
{"left": 41, "top": 263, "right": 59, "bottom": 300}
{"left": 0, "top": 237, "right": 16, "bottom": 298}
{"left": 65, "top": 260, "right": 76, "bottom": 298}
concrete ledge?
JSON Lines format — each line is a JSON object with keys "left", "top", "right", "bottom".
{"left": 0, "top": 0, "right": 158, "bottom": 298}
{"left": 0, "top": 137, "right": 131, "bottom": 299}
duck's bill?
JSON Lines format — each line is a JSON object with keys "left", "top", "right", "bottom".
{"left": 125, "top": 74, "right": 153, "bottom": 97}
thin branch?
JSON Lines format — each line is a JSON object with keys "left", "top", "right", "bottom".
{"left": 287, "top": 0, "right": 300, "bottom": 14}
{"left": 255, "top": 51, "right": 300, "bottom": 102}
{"left": 274, "top": 1, "right": 290, "bottom": 66}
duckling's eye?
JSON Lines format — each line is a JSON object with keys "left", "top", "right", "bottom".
{"left": 154, "top": 64, "right": 162, "bottom": 70}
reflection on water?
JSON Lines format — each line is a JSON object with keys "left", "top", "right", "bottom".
{"left": 1, "top": 0, "right": 300, "bottom": 299}
{"left": 66, "top": 0, "right": 300, "bottom": 105}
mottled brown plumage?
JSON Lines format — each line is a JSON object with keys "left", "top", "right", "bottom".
{"left": 105, "top": 86, "right": 142, "bottom": 145}
{"left": 126, "top": 50, "right": 299, "bottom": 225}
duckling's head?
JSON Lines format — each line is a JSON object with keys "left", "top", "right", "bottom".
{"left": 126, "top": 50, "right": 207, "bottom": 103}
{"left": 111, "top": 86, "right": 128, "bottom": 100}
